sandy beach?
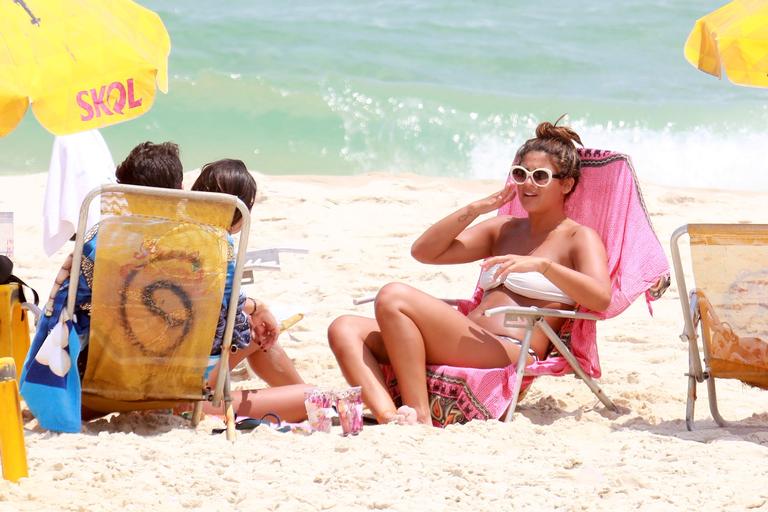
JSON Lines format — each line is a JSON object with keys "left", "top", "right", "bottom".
{"left": 1, "top": 170, "right": 767, "bottom": 511}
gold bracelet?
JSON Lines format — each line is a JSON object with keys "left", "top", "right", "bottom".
{"left": 542, "top": 259, "right": 553, "bottom": 275}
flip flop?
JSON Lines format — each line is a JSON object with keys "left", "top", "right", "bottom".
{"left": 211, "top": 412, "right": 290, "bottom": 434}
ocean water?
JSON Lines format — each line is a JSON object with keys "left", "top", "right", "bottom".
{"left": 2, "top": 0, "right": 767, "bottom": 191}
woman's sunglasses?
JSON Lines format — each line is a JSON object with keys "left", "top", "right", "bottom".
{"left": 509, "top": 165, "right": 564, "bottom": 188}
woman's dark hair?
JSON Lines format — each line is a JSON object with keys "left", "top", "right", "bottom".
{"left": 515, "top": 117, "right": 583, "bottom": 195}
{"left": 192, "top": 158, "right": 257, "bottom": 227}
{"left": 115, "top": 141, "right": 183, "bottom": 189}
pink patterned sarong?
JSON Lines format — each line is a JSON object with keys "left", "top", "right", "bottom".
{"left": 382, "top": 149, "right": 670, "bottom": 426}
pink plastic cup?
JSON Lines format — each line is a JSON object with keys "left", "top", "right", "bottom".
{"left": 335, "top": 386, "right": 363, "bottom": 436}
{"left": 304, "top": 389, "right": 334, "bottom": 433}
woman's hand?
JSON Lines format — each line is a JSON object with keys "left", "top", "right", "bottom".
{"left": 249, "top": 305, "right": 280, "bottom": 351}
{"left": 471, "top": 182, "right": 517, "bottom": 216}
{"left": 411, "top": 182, "right": 515, "bottom": 265}
{"left": 481, "top": 254, "right": 551, "bottom": 282}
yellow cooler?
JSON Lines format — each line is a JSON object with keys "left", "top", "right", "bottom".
{"left": 0, "top": 357, "right": 28, "bottom": 481}
{"left": 0, "top": 284, "right": 31, "bottom": 380}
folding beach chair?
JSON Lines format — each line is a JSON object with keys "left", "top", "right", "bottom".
{"left": 70, "top": 184, "right": 250, "bottom": 440}
{"left": 378, "top": 149, "right": 670, "bottom": 426}
{"left": 240, "top": 247, "right": 309, "bottom": 285}
{"left": 671, "top": 224, "right": 768, "bottom": 431}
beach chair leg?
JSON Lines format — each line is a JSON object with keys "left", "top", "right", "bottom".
{"left": 223, "top": 372, "right": 236, "bottom": 441}
{"left": 705, "top": 375, "right": 728, "bottom": 428}
{"left": 538, "top": 320, "right": 618, "bottom": 412}
{"left": 685, "top": 373, "right": 697, "bottom": 431}
{"left": 224, "top": 399, "right": 235, "bottom": 442}
{"left": 503, "top": 319, "right": 536, "bottom": 422}
{"left": 191, "top": 401, "right": 203, "bottom": 427}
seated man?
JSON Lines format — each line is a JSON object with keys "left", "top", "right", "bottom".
{"left": 29, "top": 142, "right": 310, "bottom": 427}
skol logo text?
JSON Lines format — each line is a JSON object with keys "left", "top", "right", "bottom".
{"left": 77, "top": 79, "right": 143, "bottom": 121}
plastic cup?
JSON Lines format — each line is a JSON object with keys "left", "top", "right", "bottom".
{"left": 335, "top": 386, "right": 363, "bottom": 436}
{"left": 303, "top": 388, "right": 334, "bottom": 433}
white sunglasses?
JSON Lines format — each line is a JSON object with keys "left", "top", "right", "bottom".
{"left": 509, "top": 165, "right": 564, "bottom": 187}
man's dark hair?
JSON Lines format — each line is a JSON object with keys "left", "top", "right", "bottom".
{"left": 115, "top": 141, "right": 183, "bottom": 189}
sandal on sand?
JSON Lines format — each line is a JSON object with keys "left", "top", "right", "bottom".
{"left": 211, "top": 412, "right": 290, "bottom": 434}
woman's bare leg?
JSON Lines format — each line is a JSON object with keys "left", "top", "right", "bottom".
{"left": 246, "top": 344, "right": 305, "bottom": 386}
{"left": 328, "top": 315, "right": 404, "bottom": 423}
{"left": 206, "top": 341, "right": 304, "bottom": 388}
{"left": 203, "top": 384, "right": 314, "bottom": 423}
{"left": 374, "top": 283, "right": 525, "bottom": 424}
{"left": 201, "top": 345, "right": 313, "bottom": 423}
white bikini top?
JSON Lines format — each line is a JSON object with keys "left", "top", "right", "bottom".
{"left": 479, "top": 264, "right": 575, "bottom": 305}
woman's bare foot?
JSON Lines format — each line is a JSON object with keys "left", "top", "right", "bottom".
{"left": 385, "top": 405, "right": 419, "bottom": 425}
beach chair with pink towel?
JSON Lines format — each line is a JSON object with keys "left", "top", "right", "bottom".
{"left": 381, "top": 149, "right": 670, "bottom": 426}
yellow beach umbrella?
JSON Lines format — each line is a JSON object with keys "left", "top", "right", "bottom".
{"left": 684, "top": 0, "right": 768, "bottom": 87}
{"left": 0, "top": 0, "right": 170, "bottom": 136}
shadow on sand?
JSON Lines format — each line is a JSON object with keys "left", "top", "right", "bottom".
{"left": 513, "top": 393, "right": 768, "bottom": 448}
{"left": 612, "top": 413, "right": 768, "bottom": 448}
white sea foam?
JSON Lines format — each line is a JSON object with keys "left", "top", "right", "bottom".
{"left": 468, "top": 122, "right": 768, "bottom": 192}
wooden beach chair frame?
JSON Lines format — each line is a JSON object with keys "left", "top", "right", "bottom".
{"left": 67, "top": 184, "right": 250, "bottom": 441}
{"left": 671, "top": 223, "right": 768, "bottom": 431}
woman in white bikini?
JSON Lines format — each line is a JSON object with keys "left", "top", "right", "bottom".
{"left": 327, "top": 120, "right": 612, "bottom": 425}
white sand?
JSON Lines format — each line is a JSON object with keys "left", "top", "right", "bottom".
{"left": 1, "top": 171, "right": 767, "bottom": 511}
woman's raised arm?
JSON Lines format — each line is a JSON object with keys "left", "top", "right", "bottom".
{"left": 411, "top": 183, "right": 516, "bottom": 265}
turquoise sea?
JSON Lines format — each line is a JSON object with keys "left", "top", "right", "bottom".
{"left": 2, "top": 0, "right": 767, "bottom": 190}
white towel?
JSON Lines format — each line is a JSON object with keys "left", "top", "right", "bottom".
{"left": 43, "top": 130, "right": 115, "bottom": 256}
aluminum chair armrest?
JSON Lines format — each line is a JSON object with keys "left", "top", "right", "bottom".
{"left": 483, "top": 305, "right": 599, "bottom": 324}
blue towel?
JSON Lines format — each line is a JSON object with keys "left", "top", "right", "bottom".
{"left": 20, "top": 236, "right": 95, "bottom": 433}
{"left": 20, "top": 315, "right": 83, "bottom": 433}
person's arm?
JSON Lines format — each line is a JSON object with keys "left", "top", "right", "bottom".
{"left": 536, "top": 226, "right": 611, "bottom": 311}
{"left": 44, "top": 253, "right": 73, "bottom": 314}
{"left": 411, "top": 183, "right": 516, "bottom": 265}
{"left": 245, "top": 297, "right": 279, "bottom": 351}
{"left": 481, "top": 226, "right": 611, "bottom": 312}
